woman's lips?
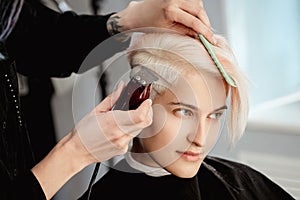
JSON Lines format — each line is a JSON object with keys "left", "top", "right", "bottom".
{"left": 176, "top": 151, "right": 202, "bottom": 162}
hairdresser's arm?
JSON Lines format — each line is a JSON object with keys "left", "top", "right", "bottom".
{"left": 31, "top": 84, "right": 153, "bottom": 199}
{"left": 6, "top": 0, "right": 114, "bottom": 77}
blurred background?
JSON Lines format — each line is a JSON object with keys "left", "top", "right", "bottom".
{"left": 20, "top": 0, "right": 300, "bottom": 199}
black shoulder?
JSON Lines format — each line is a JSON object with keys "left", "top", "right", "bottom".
{"left": 200, "top": 156, "right": 295, "bottom": 200}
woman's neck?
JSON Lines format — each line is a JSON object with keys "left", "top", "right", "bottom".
{"left": 130, "top": 138, "right": 159, "bottom": 167}
{"left": 125, "top": 152, "right": 171, "bottom": 177}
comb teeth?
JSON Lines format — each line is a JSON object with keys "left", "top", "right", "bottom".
{"left": 132, "top": 65, "right": 159, "bottom": 85}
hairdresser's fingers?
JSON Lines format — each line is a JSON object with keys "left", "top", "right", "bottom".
{"left": 94, "top": 99, "right": 152, "bottom": 138}
{"left": 198, "top": 6, "right": 211, "bottom": 28}
{"left": 170, "top": 6, "right": 215, "bottom": 44}
{"left": 179, "top": 0, "right": 211, "bottom": 28}
{"left": 114, "top": 0, "right": 215, "bottom": 43}
{"left": 110, "top": 134, "right": 133, "bottom": 152}
{"left": 74, "top": 113, "right": 133, "bottom": 162}
{"left": 199, "top": 0, "right": 204, "bottom": 7}
{"left": 111, "top": 99, "right": 153, "bottom": 135}
{"left": 95, "top": 81, "right": 126, "bottom": 112}
{"left": 96, "top": 114, "right": 141, "bottom": 142}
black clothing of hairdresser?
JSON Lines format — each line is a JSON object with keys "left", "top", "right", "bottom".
{"left": 0, "top": 0, "right": 113, "bottom": 198}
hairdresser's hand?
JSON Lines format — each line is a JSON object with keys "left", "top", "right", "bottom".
{"left": 73, "top": 82, "right": 153, "bottom": 162}
{"left": 31, "top": 83, "right": 152, "bottom": 199}
{"left": 108, "top": 0, "right": 215, "bottom": 44}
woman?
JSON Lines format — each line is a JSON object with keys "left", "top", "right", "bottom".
{"left": 78, "top": 32, "right": 295, "bottom": 199}
{"left": 0, "top": 0, "right": 213, "bottom": 199}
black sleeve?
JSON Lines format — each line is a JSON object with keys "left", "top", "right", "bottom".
{"left": 1, "top": 171, "right": 46, "bottom": 200}
{"left": 6, "top": 0, "right": 114, "bottom": 77}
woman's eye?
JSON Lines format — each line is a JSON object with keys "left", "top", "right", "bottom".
{"left": 208, "top": 112, "right": 224, "bottom": 120}
{"left": 174, "top": 109, "right": 193, "bottom": 117}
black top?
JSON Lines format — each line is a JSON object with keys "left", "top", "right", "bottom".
{"left": 78, "top": 156, "right": 295, "bottom": 200}
{"left": 0, "top": 0, "right": 114, "bottom": 199}
{"left": 6, "top": 0, "right": 112, "bottom": 77}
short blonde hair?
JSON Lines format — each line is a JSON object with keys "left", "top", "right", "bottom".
{"left": 127, "top": 32, "right": 249, "bottom": 146}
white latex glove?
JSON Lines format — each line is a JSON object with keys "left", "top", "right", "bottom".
{"left": 74, "top": 82, "right": 153, "bottom": 162}
{"left": 108, "top": 0, "right": 216, "bottom": 44}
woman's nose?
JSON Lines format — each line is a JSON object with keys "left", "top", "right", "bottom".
{"left": 187, "top": 118, "right": 210, "bottom": 147}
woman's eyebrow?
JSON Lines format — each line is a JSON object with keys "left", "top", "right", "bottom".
{"left": 168, "top": 102, "right": 198, "bottom": 111}
{"left": 168, "top": 102, "right": 228, "bottom": 113}
{"left": 212, "top": 105, "right": 228, "bottom": 112}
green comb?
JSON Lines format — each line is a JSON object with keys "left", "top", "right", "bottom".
{"left": 198, "top": 33, "right": 237, "bottom": 87}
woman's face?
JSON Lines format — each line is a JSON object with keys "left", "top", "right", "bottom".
{"left": 134, "top": 69, "right": 227, "bottom": 178}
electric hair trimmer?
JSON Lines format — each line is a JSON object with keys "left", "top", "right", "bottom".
{"left": 112, "top": 65, "right": 159, "bottom": 111}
